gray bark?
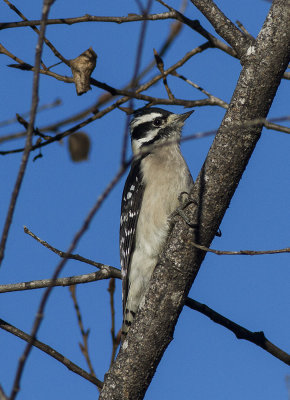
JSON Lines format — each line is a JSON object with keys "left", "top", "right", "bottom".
{"left": 99, "top": 0, "right": 290, "bottom": 398}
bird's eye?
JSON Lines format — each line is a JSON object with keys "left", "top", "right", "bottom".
{"left": 153, "top": 118, "right": 162, "bottom": 127}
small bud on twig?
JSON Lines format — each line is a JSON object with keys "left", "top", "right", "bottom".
{"left": 153, "top": 48, "right": 174, "bottom": 100}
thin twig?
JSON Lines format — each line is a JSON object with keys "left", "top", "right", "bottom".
{"left": 0, "top": 42, "right": 210, "bottom": 156}
{"left": 156, "top": 0, "right": 237, "bottom": 57}
{"left": 236, "top": 20, "right": 254, "bottom": 40}
{"left": 189, "top": 0, "right": 251, "bottom": 57}
{"left": 8, "top": 1, "right": 56, "bottom": 397}
{"left": 69, "top": 286, "right": 98, "bottom": 387}
{"left": 191, "top": 241, "right": 290, "bottom": 256}
{"left": 0, "top": 1, "right": 52, "bottom": 268}
{"left": 185, "top": 298, "right": 290, "bottom": 365}
{"left": 1, "top": 271, "right": 288, "bottom": 367}
{"left": 23, "top": 226, "right": 120, "bottom": 271}
{"left": 0, "top": 269, "right": 121, "bottom": 294}
{"left": 15, "top": 115, "right": 51, "bottom": 140}
{"left": 0, "top": 6, "right": 242, "bottom": 58}
{"left": 9, "top": 162, "right": 128, "bottom": 400}
{"left": 3, "top": 0, "right": 69, "bottom": 64}
{"left": 0, "top": 318, "right": 103, "bottom": 388}
{"left": 263, "top": 120, "right": 290, "bottom": 134}
{"left": 120, "top": 0, "right": 153, "bottom": 165}
{"left": 130, "top": 15, "right": 184, "bottom": 86}
{"left": 154, "top": 49, "right": 175, "bottom": 100}
{"left": 7, "top": 59, "right": 218, "bottom": 107}
{"left": 170, "top": 70, "right": 228, "bottom": 108}
{"left": 0, "top": 17, "right": 181, "bottom": 145}
{"left": 0, "top": 11, "right": 177, "bottom": 29}
{"left": 0, "top": 43, "right": 29, "bottom": 65}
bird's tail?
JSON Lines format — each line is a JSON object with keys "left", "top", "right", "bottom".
{"left": 121, "top": 308, "right": 136, "bottom": 340}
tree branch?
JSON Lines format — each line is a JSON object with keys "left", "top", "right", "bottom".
{"left": 0, "top": 318, "right": 103, "bottom": 388}
{"left": 185, "top": 298, "right": 290, "bottom": 365}
{"left": 0, "top": 0, "right": 50, "bottom": 267}
{"left": 190, "top": 0, "right": 251, "bottom": 57}
{"left": 0, "top": 269, "right": 120, "bottom": 294}
{"left": 99, "top": 1, "right": 290, "bottom": 398}
{"left": 3, "top": 0, "right": 69, "bottom": 65}
{"left": 2, "top": 269, "right": 288, "bottom": 366}
{"left": 6, "top": 1, "right": 56, "bottom": 397}
{"left": 191, "top": 241, "right": 290, "bottom": 256}
{"left": 9, "top": 162, "right": 127, "bottom": 400}
{"left": 69, "top": 286, "right": 99, "bottom": 385}
{"left": 23, "top": 226, "right": 121, "bottom": 272}
{"left": 156, "top": 0, "right": 237, "bottom": 57}
{"left": 0, "top": 11, "right": 177, "bottom": 30}
{"left": 1, "top": 42, "right": 210, "bottom": 155}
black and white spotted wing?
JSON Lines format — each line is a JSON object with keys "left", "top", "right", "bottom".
{"left": 120, "top": 159, "right": 144, "bottom": 312}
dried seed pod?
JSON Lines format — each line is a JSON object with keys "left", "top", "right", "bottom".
{"left": 70, "top": 47, "right": 97, "bottom": 95}
{"left": 68, "top": 132, "right": 90, "bottom": 162}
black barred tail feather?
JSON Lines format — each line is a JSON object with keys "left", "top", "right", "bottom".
{"left": 121, "top": 308, "right": 136, "bottom": 339}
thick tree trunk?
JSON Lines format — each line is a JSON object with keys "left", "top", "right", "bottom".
{"left": 99, "top": 1, "right": 290, "bottom": 398}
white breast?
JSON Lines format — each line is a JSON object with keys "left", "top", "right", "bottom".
{"left": 136, "top": 145, "right": 193, "bottom": 257}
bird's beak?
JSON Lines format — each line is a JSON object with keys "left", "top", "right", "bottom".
{"left": 173, "top": 110, "right": 194, "bottom": 123}
{"left": 179, "top": 110, "right": 195, "bottom": 122}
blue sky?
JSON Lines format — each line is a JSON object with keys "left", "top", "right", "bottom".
{"left": 0, "top": 1, "right": 289, "bottom": 399}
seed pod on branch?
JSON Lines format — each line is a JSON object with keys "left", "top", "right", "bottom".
{"left": 69, "top": 47, "right": 97, "bottom": 95}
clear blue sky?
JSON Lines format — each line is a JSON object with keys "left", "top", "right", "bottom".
{"left": 0, "top": 1, "right": 289, "bottom": 399}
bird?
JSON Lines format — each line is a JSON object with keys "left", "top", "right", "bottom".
{"left": 120, "top": 107, "right": 194, "bottom": 339}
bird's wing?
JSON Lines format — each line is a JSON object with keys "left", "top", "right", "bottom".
{"left": 120, "top": 159, "right": 144, "bottom": 313}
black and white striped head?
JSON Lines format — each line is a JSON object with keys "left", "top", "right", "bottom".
{"left": 129, "top": 107, "right": 194, "bottom": 155}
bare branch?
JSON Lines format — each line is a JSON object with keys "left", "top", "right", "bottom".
{"left": 156, "top": 0, "right": 237, "bottom": 57}
{"left": 23, "top": 226, "right": 120, "bottom": 271}
{"left": 190, "top": 0, "right": 252, "bottom": 57}
{"left": 154, "top": 48, "right": 175, "bottom": 100}
{"left": 1, "top": 42, "right": 211, "bottom": 155}
{"left": 3, "top": 0, "right": 69, "bottom": 65}
{"left": 8, "top": 63, "right": 217, "bottom": 107}
{"left": 0, "top": 269, "right": 120, "bottom": 294}
{"left": 99, "top": 0, "right": 290, "bottom": 397}
{"left": 0, "top": 318, "right": 103, "bottom": 388}
{"left": 236, "top": 20, "right": 255, "bottom": 40}
{"left": 69, "top": 286, "right": 99, "bottom": 385}
{"left": 1, "top": 268, "right": 288, "bottom": 367}
{"left": 120, "top": 0, "right": 153, "bottom": 165}
{"left": 8, "top": 0, "right": 57, "bottom": 396}
{"left": 0, "top": 11, "right": 177, "bottom": 30}
{"left": 264, "top": 119, "right": 290, "bottom": 134}
{"left": 10, "top": 162, "right": 127, "bottom": 400}
{"left": 0, "top": 42, "right": 31, "bottom": 65}
{"left": 0, "top": 3, "right": 237, "bottom": 61}
{"left": 1, "top": 43, "right": 212, "bottom": 111}
{"left": 170, "top": 70, "right": 228, "bottom": 109}
{"left": 185, "top": 298, "right": 290, "bottom": 365}
{"left": 0, "top": 0, "right": 52, "bottom": 268}
{"left": 190, "top": 241, "right": 290, "bottom": 256}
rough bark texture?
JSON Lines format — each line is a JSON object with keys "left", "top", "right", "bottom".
{"left": 99, "top": 1, "right": 290, "bottom": 398}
